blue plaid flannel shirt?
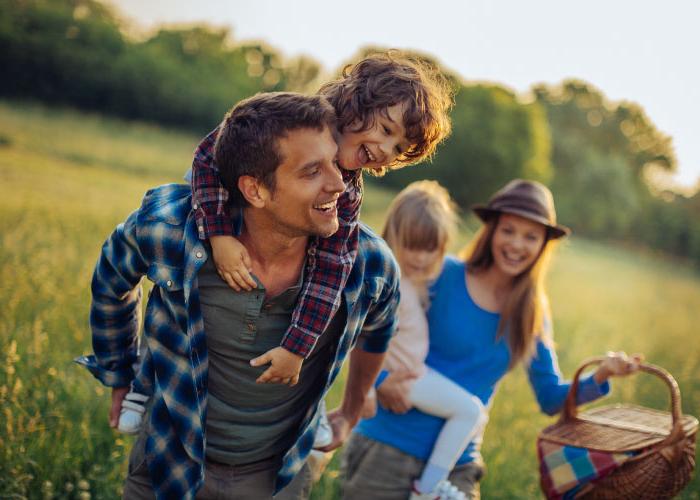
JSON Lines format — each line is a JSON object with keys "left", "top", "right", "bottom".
{"left": 75, "top": 184, "right": 399, "bottom": 499}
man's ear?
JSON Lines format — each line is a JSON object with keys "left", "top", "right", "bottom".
{"left": 237, "top": 175, "right": 269, "bottom": 208}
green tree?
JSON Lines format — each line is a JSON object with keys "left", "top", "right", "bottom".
{"left": 533, "top": 80, "right": 677, "bottom": 239}
{"left": 383, "top": 83, "right": 552, "bottom": 209}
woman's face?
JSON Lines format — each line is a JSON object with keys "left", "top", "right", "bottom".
{"left": 490, "top": 213, "right": 547, "bottom": 278}
{"left": 335, "top": 103, "right": 412, "bottom": 172}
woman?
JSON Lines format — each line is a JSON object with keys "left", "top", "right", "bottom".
{"left": 341, "top": 179, "right": 642, "bottom": 500}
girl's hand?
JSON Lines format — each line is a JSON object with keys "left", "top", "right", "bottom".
{"left": 210, "top": 235, "right": 257, "bottom": 291}
{"left": 376, "top": 370, "right": 417, "bottom": 414}
{"left": 593, "top": 351, "right": 644, "bottom": 384}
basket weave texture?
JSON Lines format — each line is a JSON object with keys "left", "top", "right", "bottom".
{"left": 538, "top": 357, "right": 698, "bottom": 499}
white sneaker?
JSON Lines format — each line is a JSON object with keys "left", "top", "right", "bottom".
{"left": 312, "top": 401, "right": 333, "bottom": 448}
{"left": 410, "top": 479, "right": 466, "bottom": 500}
{"left": 117, "top": 391, "right": 149, "bottom": 434}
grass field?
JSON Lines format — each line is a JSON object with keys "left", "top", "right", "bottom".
{"left": 1, "top": 100, "right": 698, "bottom": 499}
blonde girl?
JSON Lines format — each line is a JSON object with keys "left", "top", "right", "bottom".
{"left": 368, "top": 180, "right": 487, "bottom": 500}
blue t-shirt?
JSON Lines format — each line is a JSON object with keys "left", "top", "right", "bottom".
{"left": 355, "top": 256, "right": 609, "bottom": 464}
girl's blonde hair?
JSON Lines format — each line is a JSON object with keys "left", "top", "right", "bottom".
{"left": 459, "top": 217, "right": 558, "bottom": 368}
{"left": 382, "top": 181, "right": 458, "bottom": 290}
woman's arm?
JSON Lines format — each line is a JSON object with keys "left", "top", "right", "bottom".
{"left": 528, "top": 339, "right": 642, "bottom": 416}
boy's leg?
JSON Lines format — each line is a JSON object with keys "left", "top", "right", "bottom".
{"left": 409, "top": 369, "right": 486, "bottom": 493}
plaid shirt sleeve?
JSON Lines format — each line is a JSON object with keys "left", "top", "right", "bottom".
{"left": 281, "top": 170, "right": 363, "bottom": 358}
{"left": 82, "top": 210, "right": 148, "bottom": 387}
{"left": 191, "top": 127, "right": 237, "bottom": 240}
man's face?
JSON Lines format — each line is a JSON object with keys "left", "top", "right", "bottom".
{"left": 336, "top": 102, "right": 412, "bottom": 172}
{"left": 262, "top": 126, "right": 345, "bottom": 238}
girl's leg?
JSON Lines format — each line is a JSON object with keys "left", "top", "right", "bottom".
{"left": 409, "top": 368, "right": 486, "bottom": 494}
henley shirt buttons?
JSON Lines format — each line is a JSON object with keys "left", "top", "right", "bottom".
{"left": 196, "top": 251, "right": 203, "bottom": 259}
{"left": 193, "top": 203, "right": 198, "bottom": 210}
{"left": 166, "top": 280, "right": 173, "bottom": 287}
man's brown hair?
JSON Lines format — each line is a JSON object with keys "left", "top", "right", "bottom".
{"left": 214, "top": 92, "right": 336, "bottom": 208}
{"left": 319, "top": 51, "right": 454, "bottom": 174}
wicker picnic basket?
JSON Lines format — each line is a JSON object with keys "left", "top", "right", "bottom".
{"left": 538, "top": 357, "right": 698, "bottom": 499}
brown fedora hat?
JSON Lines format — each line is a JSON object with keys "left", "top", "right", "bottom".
{"left": 472, "top": 179, "right": 570, "bottom": 239}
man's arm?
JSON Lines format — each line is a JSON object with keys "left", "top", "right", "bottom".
{"left": 76, "top": 208, "right": 150, "bottom": 425}
{"left": 320, "top": 239, "right": 402, "bottom": 450}
{"left": 318, "top": 348, "right": 385, "bottom": 452}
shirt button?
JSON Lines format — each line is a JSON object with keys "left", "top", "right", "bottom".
{"left": 198, "top": 226, "right": 204, "bottom": 234}
{"left": 193, "top": 203, "right": 198, "bottom": 210}
{"left": 166, "top": 280, "right": 173, "bottom": 287}
{"left": 196, "top": 251, "right": 203, "bottom": 259}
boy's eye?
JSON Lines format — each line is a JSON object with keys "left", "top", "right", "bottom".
{"left": 383, "top": 125, "right": 391, "bottom": 135}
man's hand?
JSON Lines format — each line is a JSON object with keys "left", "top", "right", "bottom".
{"left": 315, "top": 407, "right": 353, "bottom": 452}
{"left": 376, "top": 370, "right": 418, "bottom": 414}
{"left": 250, "top": 347, "right": 303, "bottom": 385}
{"left": 110, "top": 386, "right": 130, "bottom": 428}
{"left": 210, "top": 235, "right": 257, "bottom": 292}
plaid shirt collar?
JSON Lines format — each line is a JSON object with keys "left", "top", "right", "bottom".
{"left": 77, "top": 184, "right": 399, "bottom": 499}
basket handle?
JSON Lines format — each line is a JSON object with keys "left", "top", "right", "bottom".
{"left": 561, "top": 356, "right": 684, "bottom": 435}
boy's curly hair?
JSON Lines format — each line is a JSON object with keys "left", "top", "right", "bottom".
{"left": 319, "top": 50, "right": 454, "bottom": 174}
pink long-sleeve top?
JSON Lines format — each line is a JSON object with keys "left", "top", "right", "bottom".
{"left": 382, "top": 278, "right": 429, "bottom": 377}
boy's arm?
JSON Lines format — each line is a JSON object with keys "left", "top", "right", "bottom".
{"left": 251, "top": 171, "right": 362, "bottom": 383}
{"left": 281, "top": 170, "right": 363, "bottom": 358}
{"left": 190, "top": 127, "right": 237, "bottom": 240}
{"left": 191, "top": 127, "right": 255, "bottom": 290}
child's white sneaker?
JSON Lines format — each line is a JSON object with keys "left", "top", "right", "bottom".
{"left": 117, "top": 391, "right": 149, "bottom": 434}
{"left": 410, "top": 479, "right": 466, "bottom": 500}
{"left": 312, "top": 401, "right": 333, "bottom": 448}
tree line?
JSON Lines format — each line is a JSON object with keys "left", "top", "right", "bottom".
{"left": 2, "top": 0, "right": 699, "bottom": 265}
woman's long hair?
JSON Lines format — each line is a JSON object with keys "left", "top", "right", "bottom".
{"left": 459, "top": 216, "right": 559, "bottom": 368}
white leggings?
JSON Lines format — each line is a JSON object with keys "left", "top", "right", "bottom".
{"left": 410, "top": 368, "right": 487, "bottom": 471}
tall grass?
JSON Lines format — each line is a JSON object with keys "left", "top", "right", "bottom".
{"left": 1, "top": 100, "right": 698, "bottom": 499}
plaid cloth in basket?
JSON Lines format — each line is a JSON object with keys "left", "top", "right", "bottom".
{"left": 538, "top": 440, "right": 638, "bottom": 499}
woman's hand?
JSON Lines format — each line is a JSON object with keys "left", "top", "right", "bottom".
{"left": 593, "top": 351, "right": 644, "bottom": 384}
{"left": 376, "top": 370, "right": 417, "bottom": 414}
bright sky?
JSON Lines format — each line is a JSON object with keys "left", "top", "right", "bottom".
{"left": 109, "top": 0, "right": 699, "bottom": 190}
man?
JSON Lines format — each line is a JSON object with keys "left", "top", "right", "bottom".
{"left": 76, "top": 92, "right": 400, "bottom": 499}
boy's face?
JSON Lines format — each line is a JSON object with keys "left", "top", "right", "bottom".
{"left": 336, "top": 103, "right": 412, "bottom": 172}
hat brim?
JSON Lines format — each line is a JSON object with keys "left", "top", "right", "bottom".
{"left": 472, "top": 205, "right": 570, "bottom": 239}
